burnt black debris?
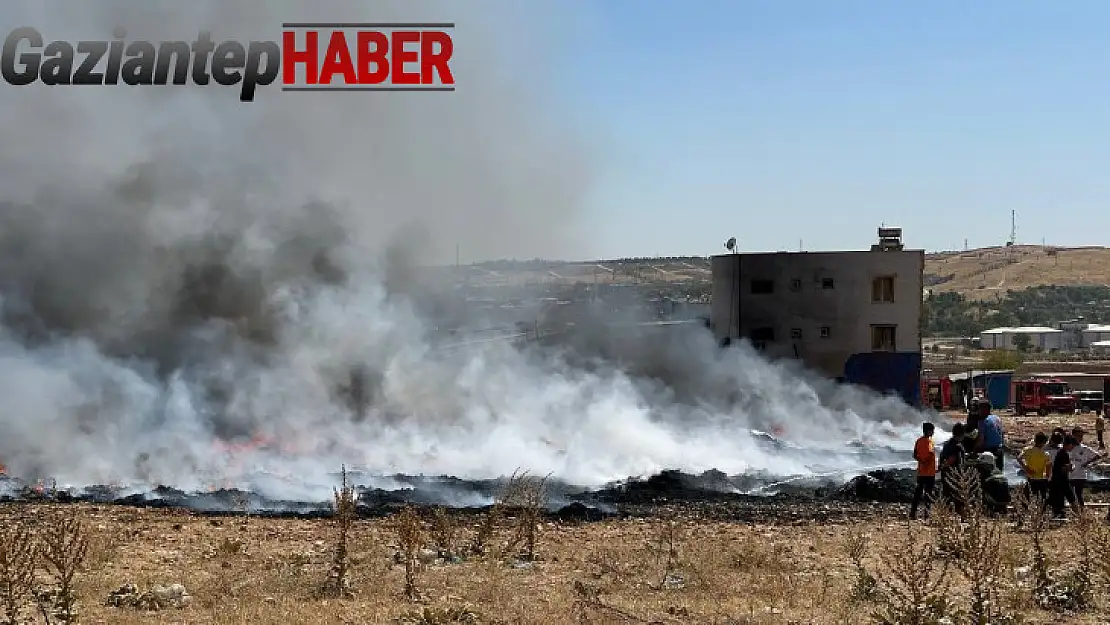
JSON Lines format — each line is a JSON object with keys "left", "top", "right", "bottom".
{"left": 836, "top": 468, "right": 917, "bottom": 503}
{"left": 4, "top": 470, "right": 1105, "bottom": 523}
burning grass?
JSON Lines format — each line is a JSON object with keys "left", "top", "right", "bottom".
{"left": 0, "top": 501, "right": 1107, "bottom": 624}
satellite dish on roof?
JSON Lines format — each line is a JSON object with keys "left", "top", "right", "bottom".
{"left": 724, "top": 237, "right": 737, "bottom": 252}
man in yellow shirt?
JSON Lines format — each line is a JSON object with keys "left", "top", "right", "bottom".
{"left": 1018, "top": 431, "right": 1051, "bottom": 502}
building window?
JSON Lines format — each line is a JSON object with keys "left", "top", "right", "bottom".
{"left": 790, "top": 328, "right": 802, "bottom": 339}
{"left": 821, "top": 277, "right": 835, "bottom": 290}
{"left": 820, "top": 326, "right": 831, "bottom": 338}
{"left": 872, "top": 276, "right": 895, "bottom": 303}
{"left": 750, "top": 279, "right": 774, "bottom": 294}
{"left": 871, "top": 325, "right": 897, "bottom": 351}
{"left": 750, "top": 327, "right": 775, "bottom": 342}
{"left": 789, "top": 278, "right": 802, "bottom": 292}
{"left": 750, "top": 327, "right": 774, "bottom": 352}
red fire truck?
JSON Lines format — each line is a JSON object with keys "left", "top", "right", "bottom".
{"left": 1012, "top": 377, "right": 1078, "bottom": 416}
{"left": 920, "top": 375, "right": 952, "bottom": 410}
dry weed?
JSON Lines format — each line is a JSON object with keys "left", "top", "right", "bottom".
{"left": 431, "top": 506, "right": 458, "bottom": 560}
{"left": 498, "top": 471, "right": 549, "bottom": 562}
{"left": 37, "top": 509, "right": 90, "bottom": 625}
{"left": 956, "top": 493, "right": 1007, "bottom": 621}
{"left": 652, "top": 511, "right": 682, "bottom": 590}
{"left": 469, "top": 487, "right": 506, "bottom": 558}
{"left": 1070, "top": 509, "right": 1097, "bottom": 608}
{"left": 843, "top": 527, "right": 877, "bottom": 602}
{"left": 869, "top": 527, "right": 952, "bottom": 625}
{"left": 926, "top": 497, "right": 963, "bottom": 558}
{"left": 395, "top": 604, "right": 487, "bottom": 624}
{"left": 1011, "top": 487, "right": 1051, "bottom": 595}
{"left": 570, "top": 579, "right": 653, "bottom": 624}
{"left": 1029, "top": 508, "right": 1098, "bottom": 613}
{"left": 394, "top": 505, "right": 424, "bottom": 602}
{"left": 322, "top": 465, "right": 357, "bottom": 598}
{"left": 0, "top": 518, "right": 38, "bottom": 625}
{"left": 1095, "top": 516, "right": 1110, "bottom": 587}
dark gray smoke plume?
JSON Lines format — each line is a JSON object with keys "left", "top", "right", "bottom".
{"left": 0, "top": 1, "right": 925, "bottom": 500}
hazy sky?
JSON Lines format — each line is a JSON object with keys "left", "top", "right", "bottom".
{"left": 561, "top": 1, "right": 1110, "bottom": 259}
{"left": 4, "top": 2, "right": 1106, "bottom": 262}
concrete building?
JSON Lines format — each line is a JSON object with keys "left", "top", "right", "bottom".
{"left": 1058, "top": 319, "right": 1088, "bottom": 351}
{"left": 1080, "top": 324, "right": 1110, "bottom": 347}
{"left": 710, "top": 227, "right": 924, "bottom": 404}
{"left": 978, "top": 327, "right": 1063, "bottom": 351}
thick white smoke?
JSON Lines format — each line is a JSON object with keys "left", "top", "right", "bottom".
{"left": 0, "top": 1, "right": 926, "bottom": 502}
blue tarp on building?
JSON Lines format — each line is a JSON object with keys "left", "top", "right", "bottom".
{"left": 980, "top": 373, "right": 1013, "bottom": 410}
{"left": 843, "top": 352, "right": 923, "bottom": 405}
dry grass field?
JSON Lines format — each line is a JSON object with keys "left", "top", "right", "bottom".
{"left": 2, "top": 499, "right": 1110, "bottom": 625}
{"left": 925, "top": 245, "right": 1110, "bottom": 299}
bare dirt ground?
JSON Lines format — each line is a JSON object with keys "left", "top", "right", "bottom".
{"left": 2, "top": 494, "right": 1110, "bottom": 625}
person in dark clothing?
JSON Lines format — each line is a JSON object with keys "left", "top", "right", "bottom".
{"left": 1048, "top": 436, "right": 1080, "bottom": 519}
{"left": 969, "top": 451, "right": 1011, "bottom": 514}
{"left": 965, "top": 401, "right": 981, "bottom": 436}
{"left": 910, "top": 422, "right": 937, "bottom": 520}
{"left": 939, "top": 423, "right": 967, "bottom": 511}
{"left": 1096, "top": 411, "right": 1105, "bottom": 450}
{"left": 1067, "top": 427, "right": 1104, "bottom": 509}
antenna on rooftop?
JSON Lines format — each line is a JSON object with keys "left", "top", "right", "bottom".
{"left": 724, "top": 237, "right": 737, "bottom": 253}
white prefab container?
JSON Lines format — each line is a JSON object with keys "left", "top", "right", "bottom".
{"left": 979, "top": 326, "right": 1063, "bottom": 351}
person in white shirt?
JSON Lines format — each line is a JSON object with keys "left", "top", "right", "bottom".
{"left": 1068, "top": 427, "right": 1105, "bottom": 508}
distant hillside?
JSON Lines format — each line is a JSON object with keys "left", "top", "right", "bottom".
{"left": 426, "top": 257, "right": 713, "bottom": 287}
{"left": 925, "top": 245, "right": 1110, "bottom": 299}
{"left": 426, "top": 246, "right": 1110, "bottom": 297}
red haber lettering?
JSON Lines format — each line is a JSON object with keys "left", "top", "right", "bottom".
{"left": 390, "top": 31, "right": 421, "bottom": 85}
{"left": 421, "top": 30, "right": 454, "bottom": 84}
{"left": 281, "top": 28, "right": 455, "bottom": 87}
{"left": 319, "top": 32, "right": 357, "bottom": 84}
{"left": 282, "top": 30, "right": 318, "bottom": 84}
{"left": 357, "top": 31, "right": 389, "bottom": 84}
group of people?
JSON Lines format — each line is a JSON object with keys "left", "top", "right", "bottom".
{"left": 1017, "top": 425, "right": 1104, "bottom": 518}
{"left": 909, "top": 397, "right": 1106, "bottom": 521}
